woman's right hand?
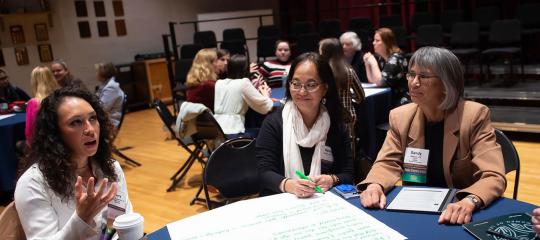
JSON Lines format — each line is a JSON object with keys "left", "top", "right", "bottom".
{"left": 258, "top": 80, "right": 271, "bottom": 98}
{"left": 75, "top": 176, "right": 117, "bottom": 224}
{"left": 249, "top": 63, "right": 259, "bottom": 73}
{"left": 363, "top": 52, "right": 376, "bottom": 65}
{"left": 285, "top": 179, "right": 317, "bottom": 198}
{"left": 359, "top": 183, "right": 386, "bottom": 209}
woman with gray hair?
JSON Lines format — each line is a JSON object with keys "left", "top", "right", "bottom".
{"left": 357, "top": 47, "right": 506, "bottom": 225}
{"left": 339, "top": 31, "right": 368, "bottom": 83}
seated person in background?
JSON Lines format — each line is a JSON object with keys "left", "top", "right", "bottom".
{"left": 358, "top": 47, "right": 506, "bottom": 225}
{"left": 363, "top": 28, "right": 409, "bottom": 106}
{"left": 257, "top": 52, "right": 353, "bottom": 197}
{"left": 340, "top": 31, "right": 368, "bottom": 83}
{"left": 95, "top": 62, "right": 124, "bottom": 128}
{"left": 533, "top": 208, "right": 540, "bottom": 235}
{"left": 320, "top": 38, "right": 365, "bottom": 138}
{"left": 15, "top": 87, "right": 132, "bottom": 239}
{"left": 215, "top": 49, "right": 230, "bottom": 79}
{"left": 186, "top": 49, "right": 218, "bottom": 111}
{"left": 51, "top": 59, "right": 87, "bottom": 90}
{"left": 0, "top": 69, "right": 30, "bottom": 103}
{"left": 26, "top": 66, "right": 59, "bottom": 146}
{"left": 214, "top": 54, "right": 273, "bottom": 138}
{"left": 253, "top": 40, "right": 292, "bottom": 88}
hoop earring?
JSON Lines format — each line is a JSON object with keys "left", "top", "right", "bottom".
{"left": 322, "top": 98, "right": 326, "bottom": 104}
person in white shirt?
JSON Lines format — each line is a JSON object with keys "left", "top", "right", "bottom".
{"left": 214, "top": 54, "right": 273, "bottom": 138}
{"left": 95, "top": 62, "right": 124, "bottom": 128}
{"left": 15, "top": 87, "right": 132, "bottom": 240}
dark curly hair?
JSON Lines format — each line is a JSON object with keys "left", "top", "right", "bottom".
{"left": 21, "top": 86, "right": 117, "bottom": 201}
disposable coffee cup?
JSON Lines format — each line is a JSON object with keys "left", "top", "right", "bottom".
{"left": 113, "top": 212, "right": 144, "bottom": 240}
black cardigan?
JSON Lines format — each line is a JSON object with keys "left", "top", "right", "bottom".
{"left": 256, "top": 108, "right": 354, "bottom": 196}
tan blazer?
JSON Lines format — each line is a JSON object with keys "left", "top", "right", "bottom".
{"left": 0, "top": 202, "right": 26, "bottom": 239}
{"left": 359, "top": 100, "right": 506, "bottom": 206}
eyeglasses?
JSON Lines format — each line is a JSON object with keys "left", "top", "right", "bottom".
{"left": 406, "top": 72, "right": 439, "bottom": 85}
{"left": 289, "top": 80, "right": 322, "bottom": 92}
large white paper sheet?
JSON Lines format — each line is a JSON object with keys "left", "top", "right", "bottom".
{"left": 0, "top": 114, "right": 15, "bottom": 121}
{"left": 386, "top": 187, "right": 451, "bottom": 212}
{"left": 167, "top": 192, "right": 406, "bottom": 240}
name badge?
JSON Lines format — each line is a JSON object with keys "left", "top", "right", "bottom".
{"left": 402, "top": 147, "right": 429, "bottom": 184}
{"left": 107, "top": 182, "right": 127, "bottom": 220}
{"left": 321, "top": 146, "right": 334, "bottom": 164}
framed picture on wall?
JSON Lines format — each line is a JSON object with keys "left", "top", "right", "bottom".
{"left": 0, "top": 50, "right": 5, "bottom": 67}
{"left": 38, "top": 44, "right": 53, "bottom": 62}
{"left": 14, "top": 47, "right": 29, "bottom": 65}
{"left": 34, "top": 23, "right": 49, "bottom": 41}
{"left": 10, "top": 25, "right": 25, "bottom": 44}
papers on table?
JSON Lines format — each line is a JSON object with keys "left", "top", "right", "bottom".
{"left": 167, "top": 192, "right": 406, "bottom": 240}
{"left": 0, "top": 114, "right": 15, "bottom": 121}
{"left": 386, "top": 187, "right": 456, "bottom": 213}
{"left": 361, "top": 83, "right": 378, "bottom": 88}
{"left": 364, "top": 88, "right": 390, "bottom": 97}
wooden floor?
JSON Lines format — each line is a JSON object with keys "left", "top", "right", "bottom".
{"left": 2, "top": 107, "right": 539, "bottom": 233}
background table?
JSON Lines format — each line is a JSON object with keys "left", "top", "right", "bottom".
{"left": 0, "top": 113, "right": 26, "bottom": 192}
{"left": 356, "top": 88, "right": 392, "bottom": 161}
{"left": 147, "top": 186, "right": 537, "bottom": 239}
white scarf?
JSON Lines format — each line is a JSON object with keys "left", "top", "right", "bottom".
{"left": 282, "top": 101, "right": 330, "bottom": 179}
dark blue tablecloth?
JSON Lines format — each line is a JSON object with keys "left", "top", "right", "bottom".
{"left": 0, "top": 113, "right": 26, "bottom": 191}
{"left": 356, "top": 88, "right": 392, "bottom": 160}
{"left": 147, "top": 186, "right": 537, "bottom": 240}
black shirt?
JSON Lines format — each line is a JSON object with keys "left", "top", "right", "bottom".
{"left": 256, "top": 108, "right": 354, "bottom": 196}
{"left": 425, "top": 119, "right": 447, "bottom": 188}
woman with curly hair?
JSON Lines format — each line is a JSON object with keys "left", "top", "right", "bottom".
{"left": 186, "top": 48, "right": 218, "bottom": 111}
{"left": 25, "top": 66, "right": 59, "bottom": 146}
{"left": 15, "top": 87, "right": 132, "bottom": 239}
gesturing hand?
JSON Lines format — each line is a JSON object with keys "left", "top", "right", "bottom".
{"left": 75, "top": 176, "right": 117, "bottom": 224}
{"left": 310, "top": 175, "right": 333, "bottom": 192}
{"left": 249, "top": 63, "right": 259, "bottom": 73}
{"left": 363, "top": 52, "right": 375, "bottom": 64}
{"left": 258, "top": 80, "right": 271, "bottom": 97}
{"left": 438, "top": 198, "right": 475, "bottom": 225}
{"left": 531, "top": 208, "right": 540, "bottom": 234}
{"left": 359, "top": 183, "right": 386, "bottom": 209}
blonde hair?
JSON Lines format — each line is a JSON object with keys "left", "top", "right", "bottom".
{"left": 376, "top": 28, "right": 402, "bottom": 56}
{"left": 186, "top": 49, "right": 217, "bottom": 87}
{"left": 31, "top": 66, "right": 58, "bottom": 101}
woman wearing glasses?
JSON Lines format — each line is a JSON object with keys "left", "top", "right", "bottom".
{"left": 358, "top": 47, "right": 506, "bottom": 224}
{"left": 257, "top": 52, "right": 353, "bottom": 197}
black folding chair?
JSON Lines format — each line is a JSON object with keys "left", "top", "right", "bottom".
{"left": 180, "top": 44, "right": 202, "bottom": 59}
{"left": 193, "top": 31, "right": 217, "bottom": 49}
{"left": 319, "top": 19, "right": 341, "bottom": 39}
{"left": 479, "top": 19, "right": 523, "bottom": 86}
{"left": 494, "top": 129, "right": 520, "bottom": 200}
{"left": 112, "top": 93, "right": 141, "bottom": 166}
{"left": 154, "top": 100, "right": 217, "bottom": 192}
{"left": 197, "top": 137, "right": 259, "bottom": 209}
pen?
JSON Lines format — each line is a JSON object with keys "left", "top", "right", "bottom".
{"left": 486, "top": 229, "right": 520, "bottom": 240}
{"left": 295, "top": 170, "right": 324, "bottom": 194}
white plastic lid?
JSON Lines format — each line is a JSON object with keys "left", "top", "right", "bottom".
{"left": 113, "top": 213, "right": 144, "bottom": 229}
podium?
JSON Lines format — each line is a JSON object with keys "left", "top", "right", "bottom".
{"left": 117, "top": 58, "right": 173, "bottom": 111}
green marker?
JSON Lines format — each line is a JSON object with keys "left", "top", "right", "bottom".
{"left": 295, "top": 170, "right": 324, "bottom": 194}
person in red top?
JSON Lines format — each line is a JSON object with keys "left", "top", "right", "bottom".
{"left": 186, "top": 49, "right": 218, "bottom": 111}
{"left": 25, "top": 66, "right": 59, "bottom": 146}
